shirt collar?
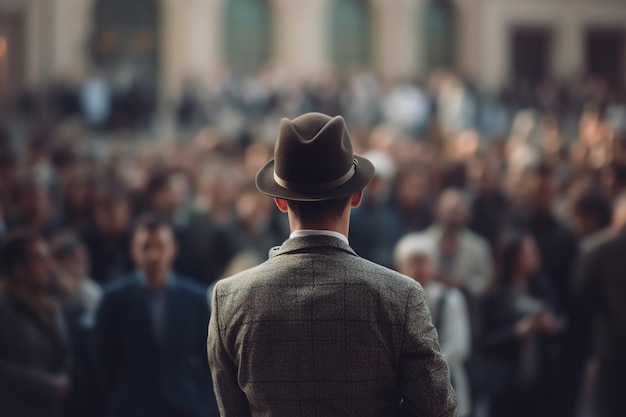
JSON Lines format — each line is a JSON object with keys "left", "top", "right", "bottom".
{"left": 289, "top": 229, "right": 349, "bottom": 245}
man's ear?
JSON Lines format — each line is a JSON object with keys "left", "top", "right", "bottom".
{"left": 274, "top": 198, "right": 289, "bottom": 213}
{"left": 350, "top": 190, "right": 364, "bottom": 208}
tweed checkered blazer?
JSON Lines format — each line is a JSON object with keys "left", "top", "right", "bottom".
{"left": 208, "top": 235, "right": 457, "bottom": 417}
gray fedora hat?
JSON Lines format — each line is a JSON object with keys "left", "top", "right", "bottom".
{"left": 255, "top": 112, "right": 375, "bottom": 202}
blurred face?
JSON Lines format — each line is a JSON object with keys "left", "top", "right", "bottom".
{"left": 533, "top": 176, "right": 556, "bottom": 214}
{"left": 19, "top": 186, "right": 52, "bottom": 223}
{"left": 17, "top": 240, "right": 53, "bottom": 291}
{"left": 399, "top": 253, "right": 438, "bottom": 287}
{"left": 151, "top": 175, "right": 188, "bottom": 218}
{"left": 57, "top": 247, "right": 89, "bottom": 280}
{"left": 96, "top": 198, "right": 130, "bottom": 235}
{"left": 396, "top": 171, "right": 427, "bottom": 208}
{"left": 517, "top": 236, "right": 540, "bottom": 277}
{"left": 131, "top": 227, "right": 177, "bottom": 280}
{"left": 437, "top": 191, "right": 469, "bottom": 230}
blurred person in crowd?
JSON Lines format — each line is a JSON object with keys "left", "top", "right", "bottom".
{"left": 9, "top": 176, "right": 57, "bottom": 236}
{"left": 59, "top": 174, "right": 98, "bottom": 236}
{"left": 603, "top": 161, "right": 626, "bottom": 200}
{"left": 82, "top": 186, "right": 133, "bottom": 284}
{"left": 0, "top": 126, "right": 18, "bottom": 196}
{"left": 50, "top": 231, "right": 104, "bottom": 417}
{"left": 513, "top": 164, "right": 581, "bottom": 417}
{"left": 515, "top": 164, "right": 578, "bottom": 313}
{"left": 145, "top": 168, "right": 239, "bottom": 285}
{"left": 23, "top": 128, "right": 56, "bottom": 188}
{"left": 0, "top": 230, "right": 72, "bottom": 417}
{"left": 571, "top": 188, "right": 612, "bottom": 252}
{"left": 95, "top": 215, "right": 218, "bottom": 417}
{"left": 227, "top": 181, "right": 287, "bottom": 259}
{"left": 468, "top": 158, "right": 509, "bottom": 249}
{"left": 209, "top": 113, "right": 456, "bottom": 417}
{"left": 576, "top": 211, "right": 626, "bottom": 417}
{"left": 579, "top": 192, "right": 626, "bottom": 255}
{"left": 194, "top": 159, "right": 243, "bottom": 226}
{"left": 425, "top": 188, "right": 492, "bottom": 299}
{"left": 391, "top": 162, "right": 434, "bottom": 235}
{"left": 51, "top": 231, "right": 102, "bottom": 322}
{"left": 350, "top": 149, "right": 403, "bottom": 267}
{"left": 80, "top": 71, "right": 112, "bottom": 129}
{"left": 382, "top": 80, "right": 431, "bottom": 136}
{"left": 395, "top": 233, "right": 472, "bottom": 417}
{"left": 481, "top": 232, "right": 561, "bottom": 417}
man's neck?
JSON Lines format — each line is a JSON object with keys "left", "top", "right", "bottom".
{"left": 143, "top": 271, "right": 170, "bottom": 290}
{"left": 288, "top": 215, "right": 350, "bottom": 240}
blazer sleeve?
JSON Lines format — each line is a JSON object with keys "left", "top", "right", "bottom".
{"left": 398, "top": 284, "right": 457, "bottom": 417}
{"left": 207, "top": 284, "right": 252, "bottom": 417}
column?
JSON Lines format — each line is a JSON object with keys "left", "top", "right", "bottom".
{"left": 370, "top": 0, "right": 420, "bottom": 80}
{"left": 270, "top": 0, "right": 330, "bottom": 76}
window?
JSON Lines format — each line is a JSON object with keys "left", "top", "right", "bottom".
{"left": 422, "top": 0, "right": 456, "bottom": 71}
{"left": 511, "top": 26, "right": 553, "bottom": 85}
{"left": 330, "top": 0, "right": 371, "bottom": 70}
{"left": 92, "top": 0, "right": 159, "bottom": 92}
{"left": 224, "top": 0, "right": 271, "bottom": 74}
{"left": 586, "top": 28, "right": 625, "bottom": 87}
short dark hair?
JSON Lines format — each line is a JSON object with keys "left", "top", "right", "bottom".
{"left": 286, "top": 196, "right": 352, "bottom": 223}
{"left": 50, "top": 231, "right": 84, "bottom": 261}
{"left": 130, "top": 213, "right": 175, "bottom": 240}
{"left": 0, "top": 229, "right": 40, "bottom": 278}
{"left": 573, "top": 189, "right": 612, "bottom": 229}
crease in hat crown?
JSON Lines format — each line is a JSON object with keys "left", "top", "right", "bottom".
{"left": 255, "top": 112, "right": 375, "bottom": 201}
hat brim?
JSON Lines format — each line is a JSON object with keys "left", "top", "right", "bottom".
{"left": 255, "top": 155, "right": 375, "bottom": 202}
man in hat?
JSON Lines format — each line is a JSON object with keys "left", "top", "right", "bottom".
{"left": 207, "top": 113, "right": 456, "bottom": 417}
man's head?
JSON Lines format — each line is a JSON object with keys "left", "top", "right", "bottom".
{"left": 436, "top": 188, "right": 470, "bottom": 232}
{"left": 572, "top": 189, "right": 612, "bottom": 237}
{"left": 394, "top": 233, "right": 439, "bottom": 287}
{"left": 130, "top": 215, "right": 178, "bottom": 284}
{"left": 0, "top": 230, "right": 53, "bottom": 292}
{"left": 145, "top": 169, "right": 189, "bottom": 220}
{"left": 256, "top": 113, "right": 374, "bottom": 202}
{"left": 255, "top": 113, "right": 374, "bottom": 232}
{"left": 50, "top": 231, "right": 89, "bottom": 281}
{"left": 94, "top": 186, "right": 132, "bottom": 235}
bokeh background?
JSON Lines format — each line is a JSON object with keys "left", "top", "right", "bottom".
{"left": 0, "top": 1, "right": 626, "bottom": 417}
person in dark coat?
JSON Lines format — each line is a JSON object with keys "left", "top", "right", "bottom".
{"left": 576, "top": 225, "right": 626, "bottom": 417}
{"left": 95, "top": 215, "right": 218, "bottom": 417}
{"left": 480, "top": 232, "right": 562, "bottom": 417}
{"left": 0, "top": 230, "right": 72, "bottom": 417}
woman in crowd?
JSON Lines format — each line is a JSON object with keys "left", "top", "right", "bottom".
{"left": 480, "top": 231, "right": 562, "bottom": 417}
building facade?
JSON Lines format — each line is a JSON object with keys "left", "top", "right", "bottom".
{"left": 0, "top": 0, "right": 625, "bottom": 102}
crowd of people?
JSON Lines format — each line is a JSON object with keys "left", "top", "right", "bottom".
{"left": 0, "top": 66, "right": 625, "bottom": 417}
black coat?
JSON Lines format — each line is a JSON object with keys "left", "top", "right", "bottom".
{"left": 0, "top": 293, "right": 71, "bottom": 417}
{"left": 95, "top": 273, "right": 218, "bottom": 417}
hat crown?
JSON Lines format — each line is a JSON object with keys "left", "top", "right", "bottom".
{"left": 274, "top": 113, "right": 355, "bottom": 187}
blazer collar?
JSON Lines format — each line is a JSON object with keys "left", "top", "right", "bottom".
{"left": 269, "top": 234, "right": 358, "bottom": 259}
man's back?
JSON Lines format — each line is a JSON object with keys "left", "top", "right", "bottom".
{"left": 209, "top": 235, "right": 457, "bottom": 417}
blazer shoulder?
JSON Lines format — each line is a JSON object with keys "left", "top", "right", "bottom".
{"left": 174, "top": 274, "right": 210, "bottom": 298}
{"left": 101, "top": 275, "right": 138, "bottom": 297}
